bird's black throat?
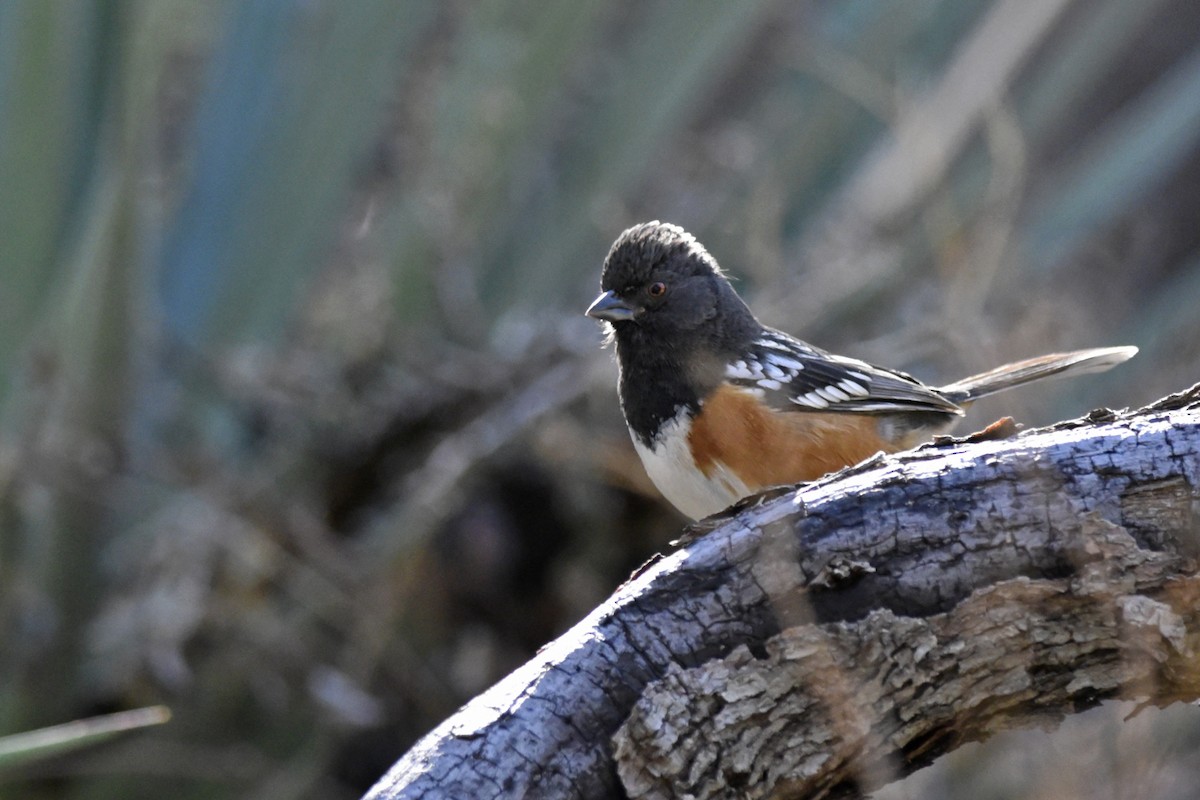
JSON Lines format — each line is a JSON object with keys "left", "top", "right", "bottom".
{"left": 612, "top": 319, "right": 752, "bottom": 448}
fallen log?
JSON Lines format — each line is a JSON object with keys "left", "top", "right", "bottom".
{"left": 365, "top": 387, "right": 1200, "bottom": 800}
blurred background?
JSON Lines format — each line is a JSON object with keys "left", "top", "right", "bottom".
{"left": 1, "top": 1, "right": 1199, "bottom": 798}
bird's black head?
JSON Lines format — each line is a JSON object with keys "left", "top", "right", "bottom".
{"left": 586, "top": 221, "right": 755, "bottom": 342}
{"left": 586, "top": 222, "right": 760, "bottom": 436}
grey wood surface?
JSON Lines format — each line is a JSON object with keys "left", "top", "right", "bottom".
{"left": 366, "top": 388, "right": 1200, "bottom": 800}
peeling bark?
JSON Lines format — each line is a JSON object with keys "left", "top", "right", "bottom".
{"left": 364, "top": 388, "right": 1200, "bottom": 800}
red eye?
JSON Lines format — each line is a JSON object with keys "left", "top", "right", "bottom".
{"left": 647, "top": 281, "right": 667, "bottom": 298}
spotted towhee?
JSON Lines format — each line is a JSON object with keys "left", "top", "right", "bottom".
{"left": 586, "top": 221, "right": 1137, "bottom": 520}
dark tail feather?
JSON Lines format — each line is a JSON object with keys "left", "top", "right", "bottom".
{"left": 937, "top": 346, "right": 1138, "bottom": 404}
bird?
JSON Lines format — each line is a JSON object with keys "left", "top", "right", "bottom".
{"left": 586, "top": 221, "right": 1137, "bottom": 520}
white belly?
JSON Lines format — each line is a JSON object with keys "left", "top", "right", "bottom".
{"left": 631, "top": 410, "right": 752, "bottom": 520}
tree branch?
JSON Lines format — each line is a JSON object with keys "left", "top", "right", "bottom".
{"left": 364, "top": 387, "right": 1200, "bottom": 800}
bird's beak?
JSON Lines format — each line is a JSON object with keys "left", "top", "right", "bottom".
{"left": 585, "top": 290, "right": 640, "bottom": 322}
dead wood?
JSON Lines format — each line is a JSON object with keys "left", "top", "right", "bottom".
{"left": 365, "top": 386, "right": 1200, "bottom": 800}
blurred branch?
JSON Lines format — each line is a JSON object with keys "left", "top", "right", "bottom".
{"left": 758, "top": 0, "right": 1074, "bottom": 333}
{"left": 0, "top": 706, "right": 170, "bottom": 771}
{"left": 837, "top": 0, "right": 1073, "bottom": 227}
{"left": 357, "top": 332, "right": 600, "bottom": 565}
{"left": 364, "top": 387, "right": 1200, "bottom": 800}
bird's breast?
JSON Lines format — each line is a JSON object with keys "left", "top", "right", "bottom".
{"left": 630, "top": 406, "right": 752, "bottom": 521}
{"left": 632, "top": 385, "right": 900, "bottom": 519}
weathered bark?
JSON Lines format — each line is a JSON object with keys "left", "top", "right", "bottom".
{"left": 364, "top": 388, "right": 1200, "bottom": 800}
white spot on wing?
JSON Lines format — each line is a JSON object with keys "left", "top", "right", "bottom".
{"left": 820, "top": 385, "right": 850, "bottom": 402}
{"left": 766, "top": 354, "right": 805, "bottom": 371}
{"left": 727, "top": 360, "right": 762, "bottom": 380}
{"left": 792, "top": 391, "right": 830, "bottom": 409}
{"left": 757, "top": 337, "right": 792, "bottom": 352}
{"left": 839, "top": 379, "right": 869, "bottom": 397}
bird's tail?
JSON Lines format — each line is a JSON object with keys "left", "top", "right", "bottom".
{"left": 937, "top": 346, "right": 1138, "bottom": 405}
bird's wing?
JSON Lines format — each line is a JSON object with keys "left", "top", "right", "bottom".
{"left": 725, "top": 329, "right": 964, "bottom": 416}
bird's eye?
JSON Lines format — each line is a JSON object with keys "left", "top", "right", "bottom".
{"left": 647, "top": 282, "right": 667, "bottom": 298}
